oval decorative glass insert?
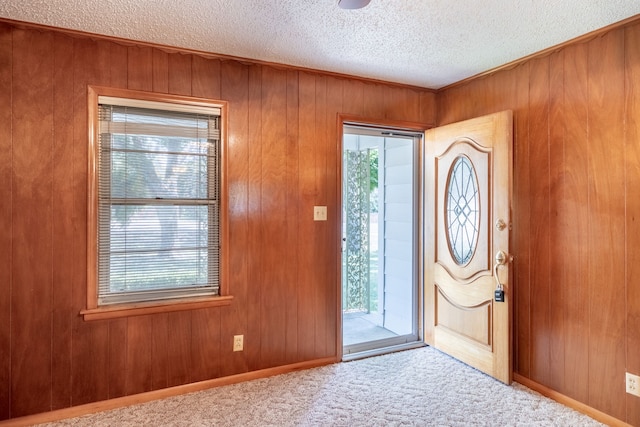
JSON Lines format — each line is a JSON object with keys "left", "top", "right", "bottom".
{"left": 445, "top": 155, "right": 480, "bottom": 265}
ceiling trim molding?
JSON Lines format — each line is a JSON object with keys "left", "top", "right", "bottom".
{"left": 437, "top": 13, "right": 640, "bottom": 93}
{"left": 0, "top": 17, "right": 437, "bottom": 94}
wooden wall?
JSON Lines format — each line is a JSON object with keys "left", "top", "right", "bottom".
{"left": 438, "top": 21, "right": 640, "bottom": 426}
{"left": 0, "top": 21, "right": 436, "bottom": 420}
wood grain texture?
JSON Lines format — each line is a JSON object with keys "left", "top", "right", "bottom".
{"left": 168, "top": 52, "right": 191, "bottom": 96}
{"left": 246, "top": 64, "right": 263, "bottom": 371}
{"left": 191, "top": 308, "right": 221, "bottom": 382}
{"left": 512, "top": 62, "right": 531, "bottom": 377}
{"left": 586, "top": 30, "right": 626, "bottom": 420}
{"left": 125, "top": 316, "right": 154, "bottom": 395}
{"left": 296, "top": 72, "right": 317, "bottom": 361}
{"left": 342, "top": 79, "right": 363, "bottom": 116}
{"left": 110, "top": 43, "right": 128, "bottom": 88}
{"left": 547, "top": 50, "right": 565, "bottom": 393}
{"left": 419, "top": 91, "right": 437, "bottom": 126}
{"left": 219, "top": 59, "right": 250, "bottom": 377}
{"left": 284, "top": 69, "right": 300, "bottom": 364}
{"left": 150, "top": 314, "right": 169, "bottom": 390}
{"left": 314, "top": 75, "right": 328, "bottom": 358}
{"left": 152, "top": 49, "right": 169, "bottom": 93}
{"left": 108, "top": 319, "right": 128, "bottom": 398}
{"left": 625, "top": 22, "right": 640, "bottom": 427}
{"left": 259, "top": 66, "right": 288, "bottom": 369}
{"left": 0, "top": 22, "right": 12, "bottom": 420}
{"left": 527, "top": 56, "right": 551, "bottom": 387}
{"left": 384, "top": 87, "right": 420, "bottom": 122}
{"left": 51, "top": 31, "right": 75, "bottom": 411}
{"left": 166, "top": 312, "right": 192, "bottom": 387}
{"left": 363, "top": 82, "right": 385, "bottom": 119}
{"left": 192, "top": 55, "right": 221, "bottom": 99}
{"left": 11, "top": 27, "right": 54, "bottom": 417}
{"left": 561, "top": 41, "right": 589, "bottom": 404}
{"left": 127, "top": 46, "right": 153, "bottom": 91}
{"left": 0, "top": 21, "right": 436, "bottom": 421}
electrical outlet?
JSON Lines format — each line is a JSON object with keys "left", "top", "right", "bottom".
{"left": 233, "top": 335, "right": 244, "bottom": 352}
{"left": 626, "top": 372, "right": 640, "bottom": 397}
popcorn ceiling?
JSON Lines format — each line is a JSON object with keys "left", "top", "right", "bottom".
{"left": 1, "top": 0, "right": 639, "bottom": 89}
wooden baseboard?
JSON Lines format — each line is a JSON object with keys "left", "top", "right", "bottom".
{"left": 513, "top": 373, "right": 631, "bottom": 427}
{"left": 0, "top": 357, "right": 338, "bottom": 427}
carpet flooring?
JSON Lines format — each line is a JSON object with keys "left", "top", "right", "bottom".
{"left": 38, "top": 346, "right": 603, "bottom": 426}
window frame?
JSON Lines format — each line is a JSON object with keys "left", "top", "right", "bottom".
{"left": 82, "top": 86, "right": 231, "bottom": 321}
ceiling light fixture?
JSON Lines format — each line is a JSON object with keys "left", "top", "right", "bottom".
{"left": 338, "top": 0, "right": 371, "bottom": 10}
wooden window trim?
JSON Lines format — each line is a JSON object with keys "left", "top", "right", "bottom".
{"left": 85, "top": 85, "right": 230, "bottom": 321}
{"left": 80, "top": 295, "right": 234, "bottom": 321}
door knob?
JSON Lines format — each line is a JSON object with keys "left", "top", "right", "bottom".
{"left": 494, "top": 250, "right": 512, "bottom": 302}
{"left": 495, "top": 250, "right": 512, "bottom": 266}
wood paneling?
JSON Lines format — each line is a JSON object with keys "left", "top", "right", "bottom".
{"left": 0, "top": 21, "right": 12, "bottom": 420}
{"left": 126, "top": 315, "right": 154, "bottom": 395}
{"left": 528, "top": 56, "right": 551, "bottom": 386}
{"left": 513, "top": 62, "right": 531, "bottom": 378}
{"left": 246, "top": 64, "right": 263, "bottom": 371}
{"left": 127, "top": 46, "right": 153, "bottom": 92}
{"left": 562, "top": 41, "right": 589, "bottom": 404}
{"left": 547, "top": 50, "right": 565, "bottom": 394}
{"left": 284, "top": 69, "right": 300, "bottom": 364}
{"left": 313, "top": 75, "right": 328, "bottom": 359}
{"left": 297, "top": 72, "right": 318, "bottom": 361}
{"left": 11, "top": 27, "right": 54, "bottom": 417}
{"left": 168, "top": 52, "right": 191, "bottom": 96}
{"left": 586, "top": 30, "right": 626, "bottom": 420}
{"left": 437, "top": 21, "right": 639, "bottom": 426}
{"left": 0, "top": 21, "right": 435, "bottom": 422}
{"left": 625, "top": 22, "right": 640, "bottom": 427}
{"left": 259, "top": 65, "right": 288, "bottom": 369}
{"left": 51, "top": 32, "right": 76, "bottom": 410}
{"left": 219, "top": 59, "right": 250, "bottom": 377}
{"left": 152, "top": 49, "right": 169, "bottom": 93}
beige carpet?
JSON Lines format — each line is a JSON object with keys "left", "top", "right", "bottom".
{"left": 39, "top": 346, "right": 603, "bottom": 426}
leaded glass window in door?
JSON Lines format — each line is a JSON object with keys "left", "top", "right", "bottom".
{"left": 445, "top": 155, "right": 480, "bottom": 265}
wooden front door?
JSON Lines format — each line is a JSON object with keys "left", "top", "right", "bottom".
{"left": 424, "top": 111, "right": 513, "bottom": 384}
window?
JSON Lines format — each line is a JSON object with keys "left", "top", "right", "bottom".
{"left": 84, "top": 87, "right": 230, "bottom": 319}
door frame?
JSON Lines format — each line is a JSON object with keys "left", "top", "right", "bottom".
{"left": 335, "top": 114, "right": 433, "bottom": 361}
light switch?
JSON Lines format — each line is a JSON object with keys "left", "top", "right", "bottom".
{"left": 314, "top": 206, "right": 327, "bottom": 221}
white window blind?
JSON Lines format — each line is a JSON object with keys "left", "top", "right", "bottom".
{"left": 97, "top": 100, "right": 220, "bottom": 305}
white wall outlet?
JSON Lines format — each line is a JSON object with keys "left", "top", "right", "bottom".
{"left": 626, "top": 372, "right": 640, "bottom": 397}
{"left": 314, "top": 206, "right": 327, "bottom": 221}
{"left": 233, "top": 335, "right": 244, "bottom": 352}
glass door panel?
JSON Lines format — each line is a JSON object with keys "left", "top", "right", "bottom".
{"left": 342, "top": 125, "right": 421, "bottom": 358}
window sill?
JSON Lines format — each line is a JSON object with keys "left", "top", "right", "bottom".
{"left": 80, "top": 295, "right": 234, "bottom": 321}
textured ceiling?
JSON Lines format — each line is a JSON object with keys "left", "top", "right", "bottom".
{"left": 1, "top": 0, "right": 639, "bottom": 89}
